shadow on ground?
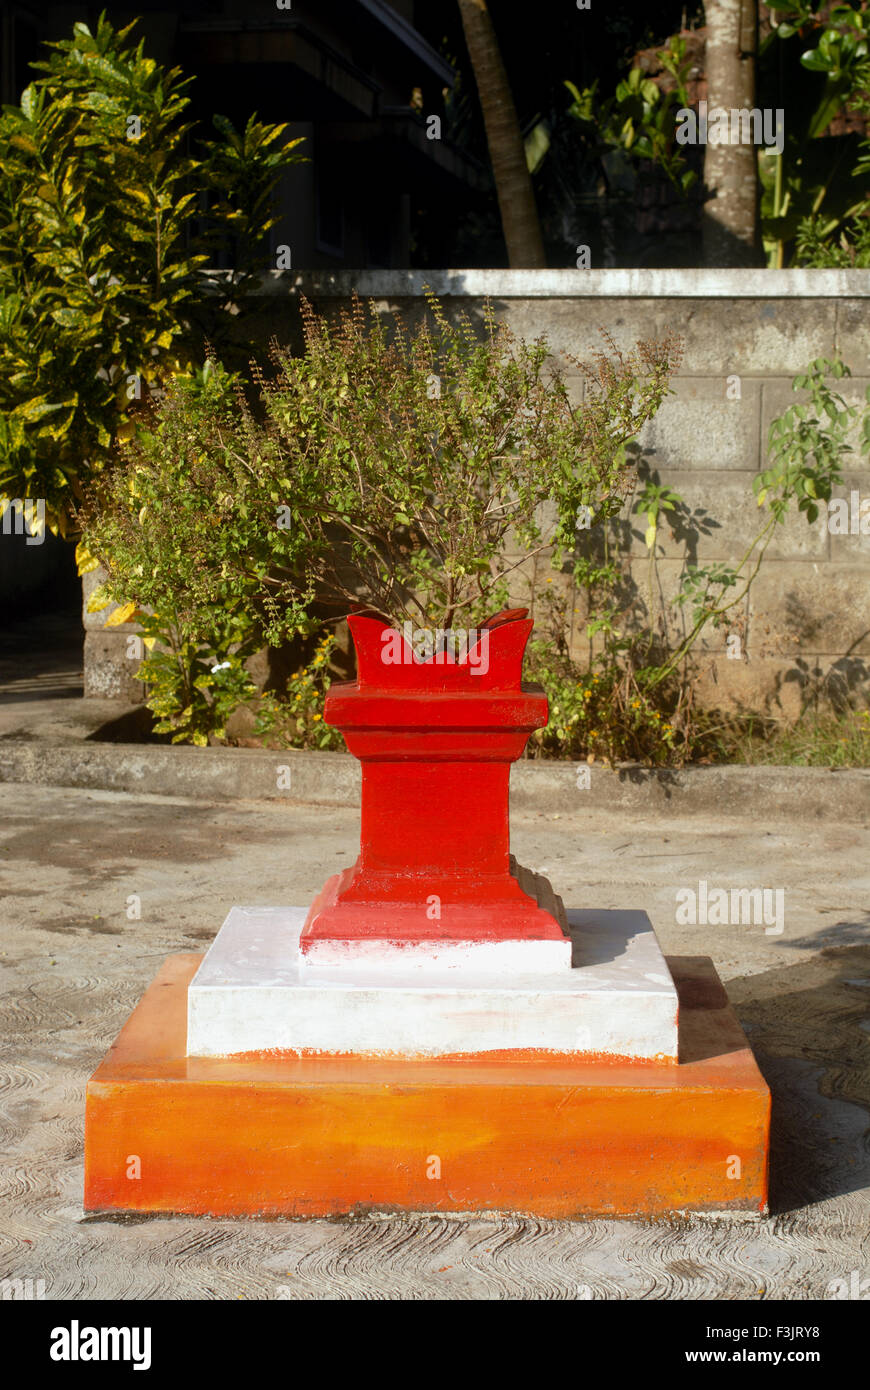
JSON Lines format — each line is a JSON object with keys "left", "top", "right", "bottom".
{"left": 728, "top": 943, "right": 870, "bottom": 1213}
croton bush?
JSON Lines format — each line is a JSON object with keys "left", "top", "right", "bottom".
{"left": 0, "top": 11, "right": 303, "bottom": 543}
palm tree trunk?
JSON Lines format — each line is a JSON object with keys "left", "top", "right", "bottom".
{"left": 456, "top": 0, "right": 546, "bottom": 267}
{"left": 702, "top": 0, "right": 761, "bottom": 266}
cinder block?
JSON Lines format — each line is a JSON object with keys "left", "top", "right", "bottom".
{"left": 637, "top": 375, "right": 761, "bottom": 472}
{"left": 749, "top": 563, "right": 870, "bottom": 657}
{"left": 624, "top": 557, "right": 750, "bottom": 652}
{"left": 689, "top": 654, "right": 808, "bottom": 719}
{"left": 500, "top": 297, "right": 840, "bottom": 375}
{"left": 608, "top": 472, "right": 827, "bottom": 562}
{"left": 835, "top": 299, "right": 870, "bottom": 367}
{"left": 83, "top": 630, "right": 146, "bottom": 702}
{"left": 821, "top": 474, "right": 870, "bottom": 564}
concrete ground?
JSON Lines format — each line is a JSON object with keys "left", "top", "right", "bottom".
{"left": 1, "top": 781, "right": 868, "bottom": 1300}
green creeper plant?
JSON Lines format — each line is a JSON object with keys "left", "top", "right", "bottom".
{"left": 526, "top": 355, "right": 868, "bottom": 765}
{"left": 643, "top": 358, "right": 858, "bottom": 693}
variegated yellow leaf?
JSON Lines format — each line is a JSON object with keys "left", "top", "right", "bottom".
{"left": 85, "top": 583, "right": 112, "bottom": 614}
{"left": 75, "top": 541, "right": 101, "bottom": 576}
{"left": 104, "top": 601, "right": 140, "bottom": 628}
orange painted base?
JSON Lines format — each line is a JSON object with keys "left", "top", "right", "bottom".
{"left": 84, "top": 954, "right": 770, "bottom": 1220}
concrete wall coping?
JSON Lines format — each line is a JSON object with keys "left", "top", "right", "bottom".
{"left": 1, "top": 741, "right": 867, "bottom": 821}
{"left": 208, "top": 268, "right": 870, "bottom": 299}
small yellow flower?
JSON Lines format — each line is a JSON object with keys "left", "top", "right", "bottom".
{"left": 312, "top": 713, "right": 322, "bottom": 722}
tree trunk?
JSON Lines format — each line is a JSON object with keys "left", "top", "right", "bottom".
{"left": 456, "top": 0, "right": 546, "bottom": 267}
{"left": 702, "top": 0, "right": 761, "bottom": 266}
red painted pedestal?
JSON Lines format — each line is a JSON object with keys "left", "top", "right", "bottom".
{"left": 301, "top": 610, "right": 571, "bottom": 959}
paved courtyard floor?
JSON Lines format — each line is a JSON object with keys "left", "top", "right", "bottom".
{"left": 0, "top": 783, "right": 867, "bottom": 1299}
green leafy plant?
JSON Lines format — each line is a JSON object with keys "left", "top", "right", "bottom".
{"left": 82, "top": 292, "right": 682, "bottom": 742}
{"left": 83, "top": 325, "right": 868, "bottom": 758}
{"left": 526, "top": 591, "right": 692, "bottom": 765}
{"left": 80, "top": 358, "right": 318, "bottom": 643}
{"left": 527, "top": 355, "right": 869, "bottom": 765}
{"left": 80, "top": 356, "right": 320, "bottom": 744}
{"left": 249, "top": 295, "right": 681, "bottom": 630}
{"left": 0, "top": 10, "right": 304, "bottom": 539}
{"left": 755, "top": 356, "right": 854, "bottom": 522}
{"left": 134, "top": 610, "right": 260, "bottom": 747}
{"left": 565, "top": 36, "right": 698, "bottom": 196}
{"left": 254, "top": 634, "right": 346, "bottom": 751}
{"left": 199, "top": 112, "right": 303, "bottom": 302}
{"left": 762, "top": 2, "right": 870, "bottom": 266}
{"left": 794, "top": 212, "right": 870, "bottom": 265}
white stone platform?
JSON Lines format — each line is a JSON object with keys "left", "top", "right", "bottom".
{"left": 186, "top": 906, "right": 679, "bottom": 1061}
